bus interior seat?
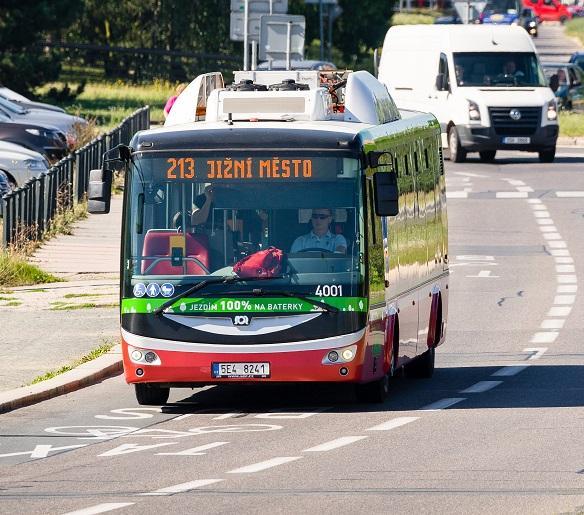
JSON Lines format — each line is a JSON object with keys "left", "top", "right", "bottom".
{"left": 141, "top": 230, "right": 210, "bottom": 275}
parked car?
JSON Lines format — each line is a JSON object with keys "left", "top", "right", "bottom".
{"left": 522, "top": 0, "right": 572, "bottom": 22}
{"left": 0, "top": 111, "right": 67, "bottom": 161}
{"left": 569, "top": 51, "right": 584, "bottom": 72}
{"left": 480, "top": 0, "right": 521, "bottom": 23}
{"left": 0, "top": 85, "right": 66, "bottom": 113}
{"left": 519, "top": 7, "right": 539, "bottom": 36}
{"left": 256, "top": 60, "right": 337, "bottom": 71}
{"left": 542, "top": 62, "right": 584, "bottom": 110}
{"left": 0, "top": 170, "right": 10, "bottom": 197}
{"left": 0, "top": 96, "right": 86, "bottom": 147}
{"left": 0, "top": 140, "right": 49, "bottom": 189}
{"left": 434, "top": 11, "right": 463, "bottom": 23}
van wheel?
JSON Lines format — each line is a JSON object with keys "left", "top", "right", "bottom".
{"left": 448, "top": 126, "right": 466, "bottom": 163}
{"left": 560, "top": 15, "right": 568, "bottom": 24}
{"left": 355, "top": 374, "right": 389, "bottom": 403}
{"left": 538, "top": 148, "right": 556, "bottom": 163}
{"left": 135, "top": 384, "right": 170, "bottom": 405}
{"left": 479, "top": 150, "right": 496, "bottom": 162}
{"left": 405, "top": 347, "right": 435, "bottom": 379}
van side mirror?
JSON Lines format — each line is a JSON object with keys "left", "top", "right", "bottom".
{"left": 88, "top": 168, "right": 113, "bottom": 214}
{"left": 435, "top": 73, "right": 447, "bottom": 91}
{"left": 373, "top": 172, "right": 398, "bottom": 217}
{"left": 549, "top": 73, "right": 559, "bottom": 93}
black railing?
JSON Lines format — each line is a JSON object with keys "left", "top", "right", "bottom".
{"left": 1, "top": 106, "right": 149, "bottom": 248}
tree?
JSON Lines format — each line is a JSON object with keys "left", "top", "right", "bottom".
{"left": 0, "top": 1, "right": 84, "bottom": 93}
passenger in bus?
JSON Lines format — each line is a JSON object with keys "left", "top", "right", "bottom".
{"left": 190, "top": 185, "right": 214, "bottom": 227}
{"left": 290, "top": 208, "right": 347, "bottom": 254}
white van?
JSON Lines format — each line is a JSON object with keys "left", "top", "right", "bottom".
{"left": 378, "top": 25, "right": 558, "bottom": 163}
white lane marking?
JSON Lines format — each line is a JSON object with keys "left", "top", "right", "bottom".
{"left": 213, "top": 413, "right": 243, "bottom": 420}
{"left": 62, "top": 503, "right": 135, "bottom": 515}
{"left": 556, "top": 191, "right": 584, "bottom": 198}
{"left": 455, "top": 171, "right": 488, "bottom": 178}
{"left": 550, "top": 249, "right": 570, "bottom": 257}
{"left": 506, "top": 179, "right": 526, "bottom": 186}
{"left": 534, "top": 211, "right": 551, "bottom": 218}
{"left": 367, "top": 416, "right": 420, "bottom": 432}
{"left": 419, "top": 398, "right": 466, "bottom": 411}
{"left": 157, "top": 442, "right": 229, "bottom": 456}
{"left": 530, "top": 332, "right": 558, "bottom": 344}
{"left": 547, "top": 306, "right": 572, "bottom": 317}
{"left": 98, "top": 443, "right": 176, "bottom": 457}
{"left": 539, "top": 225, "right": 558, "bottom": 232}
{"left": 555, "top": 257, "right": 574, "bottom": 264}
{"left": 174, "top": 414, "right": 194, "bottom": 421}
{"left": 459, "top": 381, "right": 503, "bottom": 393}
{"left": 527, "top": 198, "right": 542, "bottom": 204}
{"left": 556, "top": 265, "right": 576, "bottom": 273}
{"left": 303, "top": 436, "right": 368, "bottom": 452}
{"left": 0, "top": 444, "right": 87, "bottom": 459}
{"left": 140, "top": 479, "right": 223, "bottom": 496}
{"left": 516, "top": 186, "right": 534, "bottom": 193}
{"left": 492, "top": 365, "right": 530, "bottom": 377}
{"left": 541, "top": 319, "right": 565, "bottom": 329}
{"left": 446, "top": 191, "right": 469, "bottom": 199}
{"left": 557, "top": 285, "right": 578, "bottom": 293}
{"left": 496, "top": 191, "right": 528, "bottom": 198}
{"left": 557, "top": 275, "right": 577, "bottom": 284}
{"left": 554, "top": 295, "right": 576, "bottom": 305}
{"left": 466, "top": 270, "right": 499, "bottom": 278}
{"left": 532, "top": 205, "right": 548, "bottom": 211}
{"left": 536, "top": 219, "right": 554, "bottom": 225}
{"left": 548, "top": 241, "right": 567, "bottom": 249}
{"left": 544, "top": 233, "right": 562, "bottom": 240}
{"left": 227, "top": 456, "right": 302, "bottom": 474}
{"left": 524, "top": 347, "right": 548, "bottom": 360}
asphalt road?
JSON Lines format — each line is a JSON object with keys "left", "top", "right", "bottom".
{"left": 0, "top": 147, "right": 582, "bottom": 515}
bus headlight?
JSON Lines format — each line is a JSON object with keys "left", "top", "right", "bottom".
{"left": 468, "top": 100, "right": 481, "bottom": 121}
{"left": 129, "top": 346, "right": 161, "bottom": 365}
{"left": 547, "top": 100, "right": 558, "bottom": 121}
{"left": 322, "top": 345, "right": 357, "bottom": 364}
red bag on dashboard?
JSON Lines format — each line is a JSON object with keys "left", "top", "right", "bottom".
{"left": 233, "top": 247, "right": 284, "bottom": 278}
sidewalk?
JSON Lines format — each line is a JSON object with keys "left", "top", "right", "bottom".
{"left": 0, "top": 196, "right": 124, "bottom": 411}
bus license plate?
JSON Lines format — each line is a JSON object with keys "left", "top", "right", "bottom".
{"left": 212, "top": 362, "right": 270, "bottom": 378}
{"left": 503, "top": 137, "right": 530, "bottom": 144}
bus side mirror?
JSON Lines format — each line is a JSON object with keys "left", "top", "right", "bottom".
{"left": 435, "top": 73, "right": 447, "bottom": 91}
{"left": 88, "top": 168, "right": 113, "bottom": 214}
{"left": 373, "top": 172, "right": 398, "bottom": 217}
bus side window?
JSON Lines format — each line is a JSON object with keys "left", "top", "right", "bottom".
{"left": 366, "top": 177, "right": 385, "bottom": 306}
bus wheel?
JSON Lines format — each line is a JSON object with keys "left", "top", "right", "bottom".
{"left": 405, "top": 347, "right": 435, "bottom": 379}
{"left": 448, "top": 126, "right": 466, "bottom": 163}
{"left": 479, "top": 150, "right": 496, "bottom": 163}
{"left": 354, "top": 374, "right": 389, "bottom": 404}
{"left": 135, "top": 384, "right": 170, "bottom": 405}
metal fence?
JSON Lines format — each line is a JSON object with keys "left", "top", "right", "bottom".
{"left": 1, "top": 106, "right": 149, "bottom": 249}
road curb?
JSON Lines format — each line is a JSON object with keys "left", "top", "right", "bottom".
{"left": 0, "top": 345, "right": 123, "bottom": 415}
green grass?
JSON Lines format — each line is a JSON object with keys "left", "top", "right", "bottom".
{"left": 36, "top": 78, "right": 173, "bottom": 130}
{"left": 2, "top": 301, "right": 21, "bottom": 307}
{"left": 565, "top": 18, "right": 584, "bottom": 46}
{"left": 0, "top": 295, "right": 15, "bottom": 300}
{"left": 0, "top": 252, "right": 61, "bottom": 287}
{"left": 63, "top": 292, "right": 109, "bottom": 299}
{"left": 391, "top": 9, "right": 441, "bottom": 25}
{"left": 50, "top": 301, "right": 119, "bottom": 311}
{"left": 28, "top": 340, "right": 117, "bottom": 385}
{"left": 559, "top": 111, "right": 584, "bottom": 137}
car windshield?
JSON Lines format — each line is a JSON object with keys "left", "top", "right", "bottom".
{"left": 124, "top": 152, "right": 364, "bottom": 297}
{"left": 483, "top": 0, "right": 519, "bottom": 13}
{"left": 453, "top": 52, "right": 547, "bottom": 87}
{"left": 0, "top": 96, "right": 27, "bottom": 115}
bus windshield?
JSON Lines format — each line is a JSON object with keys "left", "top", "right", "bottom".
{"left": 124, "top": 152, "right": 364, "bottom": 297}
{"left": 453, "top": 52, "right": 547, "bottom": 87}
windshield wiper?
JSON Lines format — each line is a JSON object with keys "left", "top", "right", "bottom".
{"left": 153, "top": 275, "right": 283, "bottom": 316}
{"left": 221, "top": 288, "right": 339, "bottom": 314}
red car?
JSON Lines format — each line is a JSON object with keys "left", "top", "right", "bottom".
{"left": 522, "top": 0, "right": 572, "bottom": 22}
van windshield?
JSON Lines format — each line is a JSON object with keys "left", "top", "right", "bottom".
{"left": 453, "top": 52, "right": 547, "bottom": 87}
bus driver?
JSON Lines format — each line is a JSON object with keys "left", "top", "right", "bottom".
{"left": 291, "top": 208, "right": 347, "bottom": 254}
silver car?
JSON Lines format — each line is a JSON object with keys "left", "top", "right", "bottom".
{"left": 0, "top": 85, "right": 66, "bottom": 113}
{"left": 0, "top": 96, "right": 86, "bottom": 146}
{"left": 0, "top": 140, "right": 49, "bottom": 189}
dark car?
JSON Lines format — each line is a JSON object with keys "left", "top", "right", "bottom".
{"left": 542, "top": 62, "right": 584, "bottom": 111}
{"left": 519, "top": 7, "right": 538, "bottom": 36}
{"left": 0, "top": 112, "right": 67, "bottom": 161}
{"left": 570, "top": 51, "right": 584, "bottom": 72}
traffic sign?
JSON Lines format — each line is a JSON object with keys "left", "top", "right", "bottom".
{"left": 231, "top": 0, "right": 288, "bottom": 12}
{"left": 230, "top": 11, "right": 263, "bottom": 42}
{"left": 259, "top": 14, "right": 305, "bottom": 61}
